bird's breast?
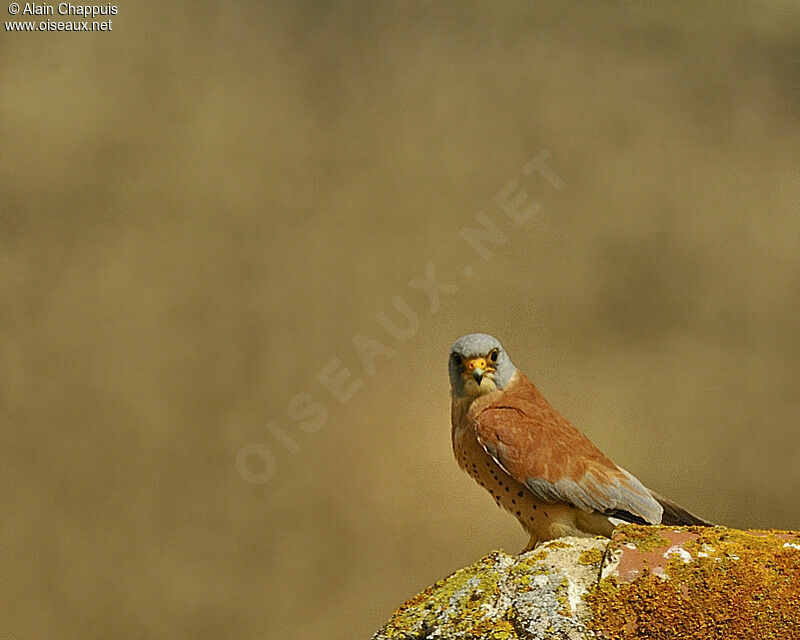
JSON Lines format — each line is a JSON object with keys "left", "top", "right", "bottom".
{"left": 451, "top": 416, "right": 545, "bottom": 535}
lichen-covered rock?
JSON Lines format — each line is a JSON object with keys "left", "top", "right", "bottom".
{"left": 590, "top": 525, "right": 800, "bottom": 639}
{"left": 372, "top": 526, "right": 800, "bottom": 640}
{"left": 372, "top": 537, "right": 607, "bottom": 640}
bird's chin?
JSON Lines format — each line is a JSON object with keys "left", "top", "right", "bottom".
{"left": 462, "top": 377, "right": 498, "bottom": 397}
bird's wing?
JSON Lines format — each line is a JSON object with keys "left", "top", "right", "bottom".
{"left": 473, "top": 377, "right": 663, "bottom": 524}
{"left": 650, "top": 490, "right": 713, "bottom": 526}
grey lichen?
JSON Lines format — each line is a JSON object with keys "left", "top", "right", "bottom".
{"left": 372, "top": 537, "right": 605, "bottom": 640}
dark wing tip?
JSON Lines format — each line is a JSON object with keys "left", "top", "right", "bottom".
{"left": 652, "top": 492, "right": 714, "bottom": 527}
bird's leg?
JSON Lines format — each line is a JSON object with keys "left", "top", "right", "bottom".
{"left": 522, "top": 518, "right": 597, "bottom": 553}
{"left": 574, "top": 511, "right": 616, "bottom": 538}
{"left": 521, "top": 535, "right": 540, "bottom": 553}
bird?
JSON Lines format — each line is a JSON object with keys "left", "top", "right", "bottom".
{"left": 449, "top": 333, "right": 711, "bottom": 551}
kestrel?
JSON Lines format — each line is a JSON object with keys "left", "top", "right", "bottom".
{"left": 449, "top": 333, "right": 711, "bottom": 551}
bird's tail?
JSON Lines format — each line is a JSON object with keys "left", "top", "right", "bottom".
{"left": 651, "top": 491, "right": 713, "bottom": 526}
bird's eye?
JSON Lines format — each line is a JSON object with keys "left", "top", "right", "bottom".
{"left": 488, "top": 349, "right": 499, "bottom": 363}
{"left": 451, "top": 353, "right": 462, "bottom": 366}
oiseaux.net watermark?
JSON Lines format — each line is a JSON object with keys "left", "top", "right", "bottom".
{"left": 236, "top": 150, "right": 564, "bottom": 484}
{"left": 6, "top": 2, "right": 117, "bottom": 31}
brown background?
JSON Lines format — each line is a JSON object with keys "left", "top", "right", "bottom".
{"left": 2, "top": 2, "right": 798, "bottom": 638}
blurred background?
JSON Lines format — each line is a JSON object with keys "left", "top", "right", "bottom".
{"left": 2, "top": 1, "right": 798, "bottom": 638}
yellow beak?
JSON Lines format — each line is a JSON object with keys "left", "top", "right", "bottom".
{"left": 464, "top": 357, "right": 487, "bottom": 385}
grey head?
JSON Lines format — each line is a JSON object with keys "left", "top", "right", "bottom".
{"left": 449, "top": 333, "right": 518, "bottom": 398}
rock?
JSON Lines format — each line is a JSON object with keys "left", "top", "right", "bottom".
{"left": 372, "top": 525, "right": 800, "bottom": 639}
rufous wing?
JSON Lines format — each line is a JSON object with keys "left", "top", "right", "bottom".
{"left": 473, "top": 375, "right": 663, "bottom": 525}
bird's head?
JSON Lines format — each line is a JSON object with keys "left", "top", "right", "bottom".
{"left": 449, "top": 333, "right": 517, "bottom": 398}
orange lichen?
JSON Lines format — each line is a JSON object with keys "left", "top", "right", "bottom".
{"left": 545, "top": 540, "right": 574, "bottom": 550}
{"left": 615, "top": 523, "right": 670, "bottom": 552}
{"left": 578, "top": 548, "right": 604, "bottom": 565}
{"left": 587, "top": 525, "right": 800, "bottom": 639}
